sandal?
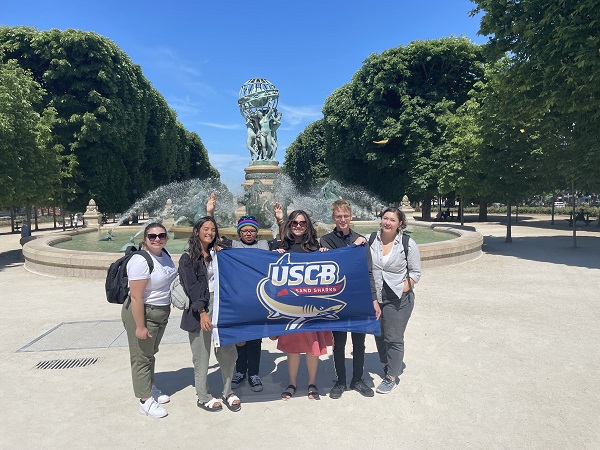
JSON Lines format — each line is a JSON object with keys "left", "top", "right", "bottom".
{"left": 197, "top": 397, "right": 222, "bottom": 412}
{"left": 222, "top": 393, "right": 242, "bottom": 412}
{"left": 308, "top": 384, "right": 320, "bottom": 400}
{"left": 281, "top": 384, "right": 296, "bottom": 400}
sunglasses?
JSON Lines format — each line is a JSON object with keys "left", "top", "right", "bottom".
{"left": 147, "top": 233, "right": 167, "bottom": 241}
{"left": 240, "top": 215, "right": 257, "bottom": 221}
{"left": 291, "top": 220, "right": 307, "bottom": 228}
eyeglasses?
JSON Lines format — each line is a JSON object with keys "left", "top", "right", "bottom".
{"left": 291, "top": 220, "right": 307, "bottom": 228}
{"left": 147, "top": 233, "right": 167, "bottom": 241}
{"left": 240, "top": 229, "right": 257, "bottom": 234}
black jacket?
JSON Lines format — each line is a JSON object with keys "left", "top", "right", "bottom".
{"left": 319, "top": 228, "right": 363, "bottom": 250}
{"left": 178, "top": 252, "right": 210, "bottom": 333}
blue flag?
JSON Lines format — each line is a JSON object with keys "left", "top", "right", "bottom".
{"left": 213, "top": 246, "right": 380, "bottom": 347}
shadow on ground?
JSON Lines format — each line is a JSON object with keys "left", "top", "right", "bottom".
{"left": 0, "top": 249, "right": 24, "bottom": 272}
{"left": 482, "top": 235, "right": 600, "bottom": 269}
{"left": 154, "top": 349, "right": 388, "bottom": 404}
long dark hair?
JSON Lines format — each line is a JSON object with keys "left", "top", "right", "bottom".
{"left": 280, "top": 209, "right": 319, "bottom": 252}
{"left": 380, "top": 207, "right": 407, "bottom": 231}
{"left": 187, "top": 216, "right": 219, "bottom": 271}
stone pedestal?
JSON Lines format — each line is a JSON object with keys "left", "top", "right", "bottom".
{"left": 237, "top": 160, "right": 282, "bottom": 227}
{"left": 83, "top": 199, "right": 103, "bottom": 228}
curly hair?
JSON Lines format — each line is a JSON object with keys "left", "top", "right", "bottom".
{"left": 186, "top": 216, "right": 219, "bottom": 271}
{"left": 280, "top": 209, "right": 319, "bottom": 252}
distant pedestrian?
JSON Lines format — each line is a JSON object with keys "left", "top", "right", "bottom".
{"left": 73, "top": 214, "right": 79, "bottom": 228}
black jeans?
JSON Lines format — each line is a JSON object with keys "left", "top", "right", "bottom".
{"left": 235, "top": 338, "right": 262, "bottom": 376}
{"left": 332, "top": 331, "right": 366, "bottom": 385}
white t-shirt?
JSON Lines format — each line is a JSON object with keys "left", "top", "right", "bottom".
{"left": 127, "top": 251, "right": 177, "bottom": 306}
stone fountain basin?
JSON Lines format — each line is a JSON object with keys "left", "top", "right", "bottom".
{"left": 22, "top": 223, "right": 482, "bottom": 279}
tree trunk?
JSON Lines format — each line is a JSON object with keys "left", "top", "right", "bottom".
{"left": 421, "top": 195, "right": 432, "bottom": 221}
{"left": 53, "top": 206, "right": 57, "bottom": 228}
{"left": 571, "top": 181, "right": 577, "bottom": 248}
{"left": 505, "top": 202, "right": 512, "bottom": 243}
{"left": 478, "top": 200, "right": 488, "bottom": 221}
{"left": 25, "top": 204, "right": 32, "bottom": 229}
{"left": 61, "top": 205, "right": 66, "bottom": 232}
{"left": 34, "top": 206, "right": 39, "bottom": 230}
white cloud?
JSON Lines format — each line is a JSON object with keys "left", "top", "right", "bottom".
{"left": 277, "top": 103, "right": 323, "bottom": 126}
{"left": 199, "top": 122, "right": 242, "bottom": 130}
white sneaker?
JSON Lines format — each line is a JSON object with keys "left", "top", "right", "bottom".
{"left": 151, "top": 384, "right": 170, "bottom": 404}
{"left": 139, "top": 397, "right": 168, "bottom": 418}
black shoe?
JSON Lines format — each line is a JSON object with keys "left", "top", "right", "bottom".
{"left": 350, "top": 379, "right": 375, "bottom": 397}
{"left": 329, "top": 383, "right": 347, "bottom": 399}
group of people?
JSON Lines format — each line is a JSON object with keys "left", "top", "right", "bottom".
{"left": 121, "top": 195, "right": 421, "bottom": 418}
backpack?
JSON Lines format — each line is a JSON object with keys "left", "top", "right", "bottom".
{"left": 169, "top": 274, "right": 190, "bottom": 310}
{"left": 105, "top": 246, "right": 154, "bottom": 305}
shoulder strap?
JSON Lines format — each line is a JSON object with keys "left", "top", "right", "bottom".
{"left": 368, "top": 232, "right": 377, "bottom": 247}
{"left": 401, "top": 234, "right": 409, "bottom": 260}
{"left": 402, "top": 234, "right": 412, "bottom": 292}
{"left": 139, "top": 251, "right": 154, "bottom": 273}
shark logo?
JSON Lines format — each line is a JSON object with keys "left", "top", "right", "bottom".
{"left": 256, "top": 253, "right": 347, "bottom": 330}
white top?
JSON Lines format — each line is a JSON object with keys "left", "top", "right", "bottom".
{"left": 127, "top": 251, "right": 177, "bottom": 306}
{"left": 206, "top": 253, "right": 215, "bottom": 293}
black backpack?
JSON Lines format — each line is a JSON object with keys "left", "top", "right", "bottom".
{"left": 105, "top": 246, "right": 154, "bottom": 305}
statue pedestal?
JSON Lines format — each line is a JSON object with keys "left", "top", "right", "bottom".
{"left": 237, "top": 160, "right": 282, "bottom": 226}
{"left": 83, "top": 199, "right": 103, "bottom": 228}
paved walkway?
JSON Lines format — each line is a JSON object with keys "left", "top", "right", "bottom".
{"left": 0, "top": 215, "right": 598, "bottom": 449}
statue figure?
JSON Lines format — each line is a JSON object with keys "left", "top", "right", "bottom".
{"left": 246, "top": 117, "right": 259, "bottom": 161}
{"left": 267, "top": 111, "right": 282, "bottom": 159}
{"left": 401, "top": 195, "right": 411, "bottom": 207}
{"left": 99, "top": 229, "right": 114, "bottom": 241}
{"left": 238, "top": 78, "right": 283, "bottom": 161}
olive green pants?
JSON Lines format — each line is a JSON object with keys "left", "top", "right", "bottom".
{"left": 122, "top": 303, "right": 170, "bottom": 398}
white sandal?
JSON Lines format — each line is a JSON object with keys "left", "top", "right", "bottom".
{"left": 222, "top": 393, "right": 242, "bottom": 412}
{"left": 197, "top": 397, "right": 222, "bottom": 412}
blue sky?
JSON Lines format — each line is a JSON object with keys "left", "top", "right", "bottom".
{"left": 2, "top": 0, "right": 486, "bottom": 192}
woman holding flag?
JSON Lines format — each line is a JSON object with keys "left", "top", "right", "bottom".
{"left": 272, "top": 210, "right": 332, "bottom": 401}
{"left": 179, "top": 216, "right": 241, "bottom": 412}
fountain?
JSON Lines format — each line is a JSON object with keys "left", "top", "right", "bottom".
{"left": 22, "top": 78, "right": 483, "bottom": 278}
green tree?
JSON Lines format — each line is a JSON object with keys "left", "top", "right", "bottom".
{"left": 472, "top": 0, "right": 600, "bottom": 188}
{"left": 0, "top": 26, "right": 218, "bottom": 213}
{"left": 0, "top": 59, "right": 63, "bottom": 220}
{"left": 283, "top": 119, "right": 330, "bottom": 190}
{"left": 322, "top": 37, "right": 484, "bottom": 215}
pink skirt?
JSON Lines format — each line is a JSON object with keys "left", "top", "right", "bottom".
{"left": 277, "top": 331, "right": 333, "bottom": 356}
